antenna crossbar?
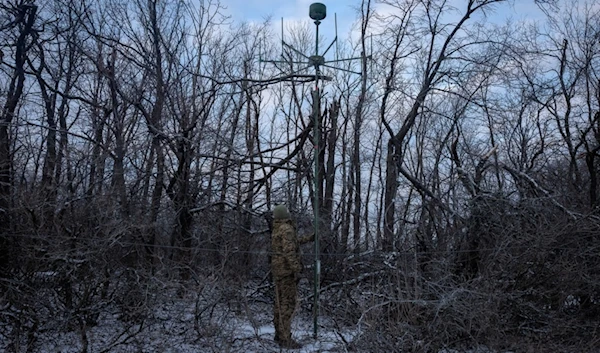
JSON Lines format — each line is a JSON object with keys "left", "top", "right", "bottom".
{"left": 321, "top": 37, "right": 337, "bottom": 57}
{"left": 282, "top": 41, "right": 312, "bottom": 60}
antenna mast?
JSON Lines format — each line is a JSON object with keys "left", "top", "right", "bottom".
{"left": 261, "top": 2, "right": 368, "bottom": 339}
{"left": 309, "top": 2, "right": 325, "bottom": 340}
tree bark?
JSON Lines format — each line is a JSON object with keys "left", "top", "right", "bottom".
{"left": 0, "top": 4, "right": 37, "bottom": 275}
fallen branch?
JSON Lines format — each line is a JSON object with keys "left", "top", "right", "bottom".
{"left": 502, "top": 165, "right": 580, "bottom": 220}
{"left": 302, "top": 270, "right": 386, "bottom": 301}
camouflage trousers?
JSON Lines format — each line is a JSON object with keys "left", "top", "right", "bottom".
{"left": 273, "top": 274, "right": 298, "bottom": 343}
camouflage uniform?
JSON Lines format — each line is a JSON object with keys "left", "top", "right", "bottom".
{"left": 271, "top": 214, "right": 303, "bottom": 347}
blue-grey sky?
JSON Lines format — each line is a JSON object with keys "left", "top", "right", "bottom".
{"left": 226, "top": 0, "right": 359, "bottom": 24}
{"left": 216, "top": 0, "right": 558, "bottom": 62}
{"left": 223, "top": 0, "right": 550, "bottom": 32}
{"left": 224, "top": 0, "right": 361, "bottom": 44}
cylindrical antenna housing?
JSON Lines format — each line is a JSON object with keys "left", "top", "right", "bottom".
{"left": 309, "top": 3, "right": 326, "bottom": 21}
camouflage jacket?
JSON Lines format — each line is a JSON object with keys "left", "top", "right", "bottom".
{"left": 271, "top": 219, "right": 303, "bottom": 279}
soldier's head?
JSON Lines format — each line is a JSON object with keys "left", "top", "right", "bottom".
{"left": 272, "top": 204, "right": 291, "bottom": 220}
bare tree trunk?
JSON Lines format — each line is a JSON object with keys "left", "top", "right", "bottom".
{"left": 383, "top": 140, "right": 398, "bottom": 251}
{"left": 34, "top": 47, "right": 58, "bottom": 228}
{"left": 137, "top": 0, "right": 169, "bottom": 268}
{"left": 107, "top": 49, "right": 129, "bottom": 218}
{"left": 0, "top": 3, "right": 37, "bottom": 275}
{"left": 147, "top": 137, "right": 164, "bottom": 266}
{"left": 33, "top": 36, "right": 77, "bottom": 230}
{"left": 351, "top": 0, "right": 372, "bottom": 253}
{"left": 324, "top": 100, "right": 339, "bottom": 253}
{"left": 241, "top": 61, "right": 260, "bottom": 271}
{"left": 87, "top": 63, "right": 109, "bottom": 198}
{"left": 168, "top": 135, "right": 193, "bottom": 279}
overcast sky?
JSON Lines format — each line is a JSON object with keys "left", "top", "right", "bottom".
{"left": 215, "top": 0, "right": 555, "bottom": 61}
{"left": 226, "top": 0, "right": 359, "bottom": 24}
{"left": 223, "top": 0, "right": 550, "bottom": 31}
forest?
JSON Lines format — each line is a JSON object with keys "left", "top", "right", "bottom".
{"left": 1, "top": 0, "right": 599, "bottom": 351}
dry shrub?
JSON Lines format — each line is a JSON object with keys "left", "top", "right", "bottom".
{"left": 327, "top": 194, "right": 600, "bottom": 353}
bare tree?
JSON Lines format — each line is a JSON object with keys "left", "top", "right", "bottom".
{"left": 0, "top": 1, "right": 37, "bottom": 276}
{"left": 377, "top": 0, "right": 509, "bottom": 251}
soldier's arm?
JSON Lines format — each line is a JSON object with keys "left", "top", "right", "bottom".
{"left": 298, "top": 232, "right": 315, "bottom": 245}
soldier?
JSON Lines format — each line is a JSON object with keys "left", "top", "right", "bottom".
{"left": 270, "top": 204, "right": 313, "bottom": 348}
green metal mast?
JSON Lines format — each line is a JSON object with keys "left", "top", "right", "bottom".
{"left": 309, "top": 2, "right": 325, "bottom": 339}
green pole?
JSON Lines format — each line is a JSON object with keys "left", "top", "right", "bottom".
{"left": 313, "top": 18, "right": 321, "bottom": 340}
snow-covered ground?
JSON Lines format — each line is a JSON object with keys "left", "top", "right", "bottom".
{"left": 28, "top": 299, "right": 355, "bottom": 352}
{"left": 6, "top": 294, "right": 524, "bottom": 353}
{"left": 2, "top": 279, "right": 575, "bottom": 352}
{"left": 3, "top": 279, "right": 355, "bottom": 353}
